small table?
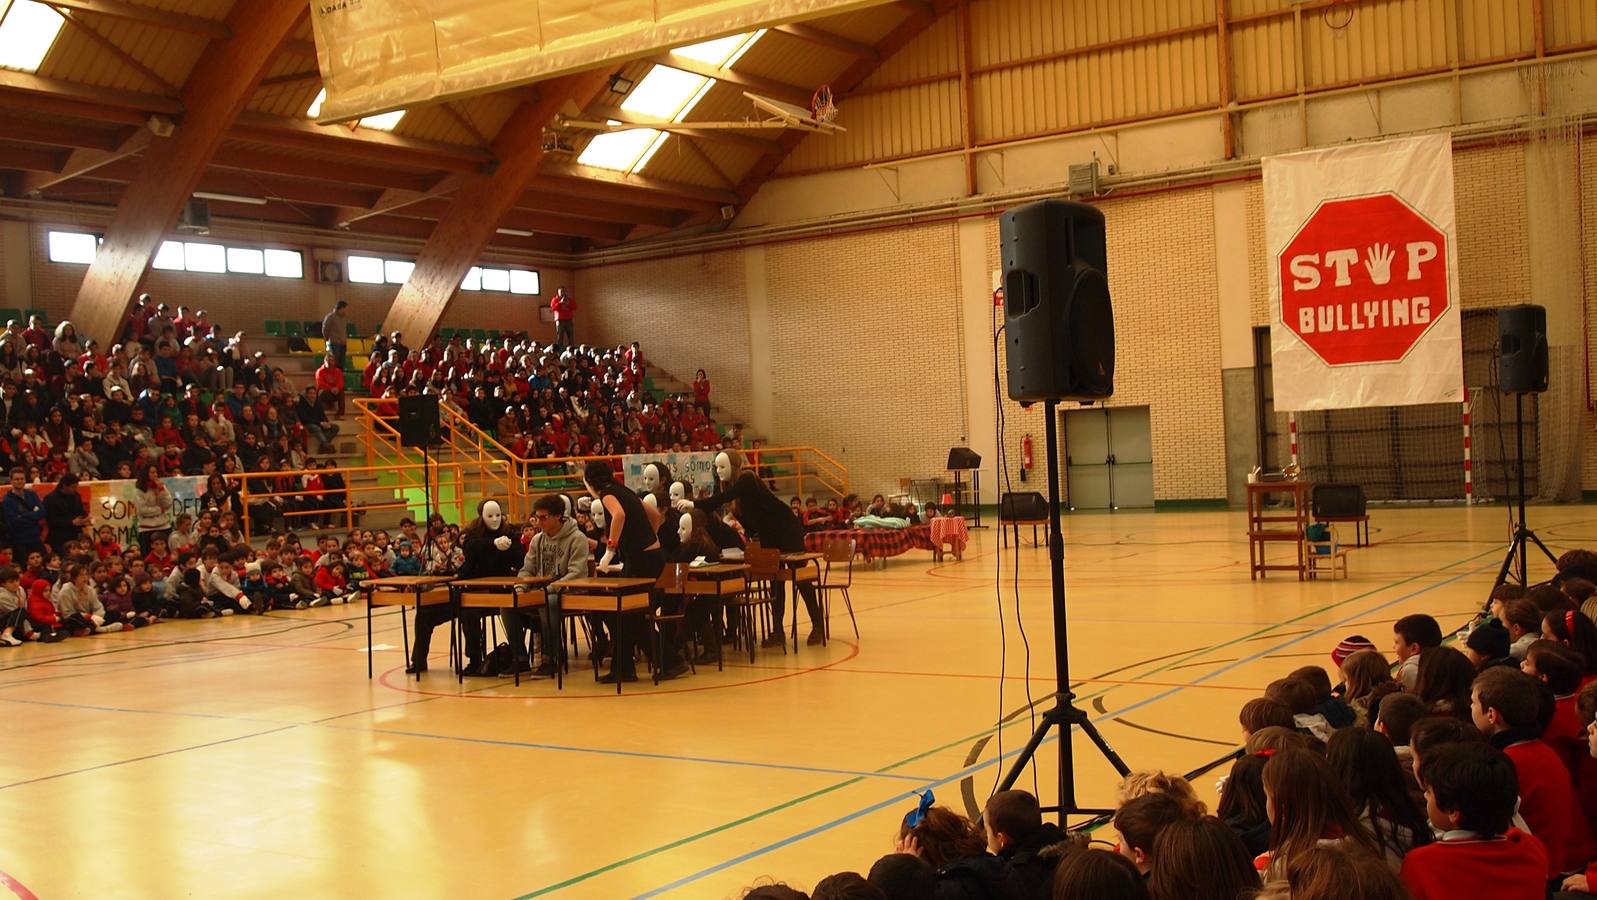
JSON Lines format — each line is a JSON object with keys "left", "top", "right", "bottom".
{"left": 1247, "top": 480, "right": 1309, "bottom": 581}
{"left": 449, "top": 575, "right": 552, "bottom": 686}
{"left": 780, "top": 552, "right": 824, "bottom": 649}
{"left": 665, "top": 562, "right": 748, "bottom": 672}
{"left": 555, "top": 576, "right": 657, "bottom": 693}
{"left": 361, "top": 575, "right": 454, "bottom": 680}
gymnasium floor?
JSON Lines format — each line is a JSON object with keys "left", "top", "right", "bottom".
{"left": 0, "top": 504, "right": 1581, "bottom": 898}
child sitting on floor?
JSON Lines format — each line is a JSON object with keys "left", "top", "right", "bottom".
{"left": 1401, "top": 741, "right": 1547, "bottom": 899}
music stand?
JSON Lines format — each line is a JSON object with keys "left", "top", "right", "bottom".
{"left": 947, "top": 447, "right": 985, "bottom": 527}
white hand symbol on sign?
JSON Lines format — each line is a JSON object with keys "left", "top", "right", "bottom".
{"left": 1363, "top": 243, "right": 1395, "bottom": 285}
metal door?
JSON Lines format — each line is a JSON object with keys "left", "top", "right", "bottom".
{"left": 1064, "top": 406, "right": 1155, "bottom": 510}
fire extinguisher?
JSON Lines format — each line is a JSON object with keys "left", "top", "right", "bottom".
{"left": 1021, "top": 434, "right": 1034, "bottom": 481}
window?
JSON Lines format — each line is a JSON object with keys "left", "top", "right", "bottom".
{"left": 480, "top": 268, "right": 510, "bottom": 293}
{"left": 46, "top": 231, "right": 97, "bottom": 264}
{"left": 307, "top": 87, "right": 406, "bottom": 131}
{"left": 383, "top": 260, "right": 415, "bottom": 285}
{"left": 509, "top": 269, "right": 539, "bottom": 295}
{"left": 347, "top": 255, "right": 385, "bottom": 285}
{"left": 460, "top": 267, "right": 482, "bottom": 291}
{"left": 264, "top": 249, "right": 303, "bottom": 279}
{"left": 577, "top": 126, "right": 664, "bottom": 173}
{"left": 151, "top": 241, "right": 184, "bottom": 271}
{"left": 674, "top": 30, "right": 764, "bottom": 68}
{"left": 226, "top": 247, "right": 264, "bottom": 275}
{"left": 182, "top": 242, "right": 225, "bottom": 274}
{"left": 581, "top": 63, "right": 716, "bottom": 174}
{"left": 307, "top": 88, "right": 327, "bottom": 118}
{"left": 0, "top": 0, "right": 65, "bottom": 73}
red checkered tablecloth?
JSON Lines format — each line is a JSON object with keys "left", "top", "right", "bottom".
{"left": 928, "top": 516, "right": 969, "bottom": 554}
{"left": 803, "top": 525, "right": 936, "bottom": 560}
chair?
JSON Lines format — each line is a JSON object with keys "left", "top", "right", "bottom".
{"left": 343, "top": 372, "right": 362, "bottom": 392}
{"left": 346, "top": 322, "right": 358, "bottom": 338}
{"left": 731, "top": 544, "right": 783, "bottom": 662}
{"left": 1305, "top": 523, "right": 1349, "bottom": 580}
{"left": 24, "top": 308, "right": 44, "bottom": 323}
{"left": 816, "top": 539, "right": 859, "bottom": 640}
{"left": 284, "top": 320, "right": 303, "bottom": 338}
{"left": 0, "top": 308, "right": 20, "bottom": 325}
{"left": 264, "top": 320, "right": 283, "bottom": 337}
{"left": 486, "top": 329, "right": 501, "bottom": 340}
{"left": 438, "top": 328, "right": 454, "bottom": 340}
{"left": 471, "top": 328, "right": 487, "bottom": 342}
{"left": 648, "top": 564, "right": 693, "bottom": 684}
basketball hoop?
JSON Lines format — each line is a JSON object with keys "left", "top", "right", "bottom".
{"left": 810, "top": 84, "right": 837, "bottom": 124}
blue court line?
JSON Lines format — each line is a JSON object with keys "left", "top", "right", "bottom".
{"left": 629, "top": 556, "right": 1499, "bottom": 898}
{"left": 0, "top": 694, "right": 936, "bottom": 785}
{"left": 319, "top": 725, "right": 940, "bottom": 784}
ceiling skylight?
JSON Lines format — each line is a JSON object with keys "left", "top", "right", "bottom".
{"left": 306, "top": 87, "right": 406, "bottom": 131}
{"left": 0, "top": 0, "right": 65, "bottom": 73}
{"left": 674, "top": 29, "right": 765, "bottom": 68}
{"left": 578, "top": 124, "right": 666, "bottom": 172}
{"left": 621, "top": 66, "right": 711, "bottom": 122}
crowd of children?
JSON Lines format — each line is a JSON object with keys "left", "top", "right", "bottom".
{"left": 731, "top": 548, "right": 1597, "bottom": 900}
{"left": 0, "top": 515, "right": 453, "bottom": 645}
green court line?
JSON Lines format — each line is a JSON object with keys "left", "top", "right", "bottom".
{"left": 515, "top": 543, "right": 1504, "bottom": 898}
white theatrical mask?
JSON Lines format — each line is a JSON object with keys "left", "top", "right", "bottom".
{"left": 643, "top": 493, "right": 658, "bottom": 512}
{"left": 641, "top": 463, "right": 660, "bottom": 493}
{"left": 591, "top": 503, "right": 605, "bottom": 530}
{"left": 677, "top": 512, "right": 692, "bottom": 543}
{"left": 669, "top": 481, "right": 686, "bottom": 504}
{"left": 482, "top": 500, "right": 504, "bottom": 530}
{"left": 714, "top": 451, "right": 732, "bottom": 483}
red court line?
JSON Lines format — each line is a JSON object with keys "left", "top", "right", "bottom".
{"left": 0, "top": 868, "right": 38, "bottom": 900}
{"left": 374, "top": 639, "right": 862, "bottom": 700}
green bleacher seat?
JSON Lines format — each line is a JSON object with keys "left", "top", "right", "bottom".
{"left": 24, "top": 309, "right": 44, "bottom": 323}
{"left": 304, "top": 321, "right": 319, "bottom": 337}
{"left": 438, "top": 328, "right": 454, "bottom": 339}
{"left": 285, "top": 321, "right": 303, "bottom": 338}
{"left": 471, "top": 329, "right": 487, "bottom": 342}
{"left": 486, "top": 329, "right": 500, "bottom": 340}
{"left": 347, "top": 323, "right": 358, "bottom": 338}
{"left": 0, "top": 308, "right": 21, "bottom": 325}
{"left": 346, "top": 354, "right": 364, "bottom": 372}
{"left": 344, "top": 372, "right": 362, "bottom": 391}
{"left": 264, "top": 320, "right": 283, "bottom": 337}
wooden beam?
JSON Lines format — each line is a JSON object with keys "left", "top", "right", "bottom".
{"left": 516, "top": 189, "right": 677, "bottom": 228}
{"left": 394, "top": 199, "right": 627, "bottom": 242}
{"left": 335, "top": 175, "right": 464, "bottom": 228}
{"left": 5, "top": 119, "right": 126, "bottom": 151}
{"left": 50, "top": 7, "right": 181, "bottom": 93}
{"left": 44, "top": 0, "right": 229, "bottom": 39}
{"left": 281, "top": 37, "right": 318, "bottom": 60}
{"left": 210, "top": 145, "right": 436, "bottom": 192}
{"left": 231, "top": 112, "right": 490, "bottom": 172}
{"left": 538, "top": 161, "right": 739, "bottom": 206}
{"left": 891, "top": 0, "right": 936, "bottom": 22}
{"left": 531, "top": 172, "right": 719, "bottom": 213}
{"left": 773, "top": 22, "right": 879, "bottom": 60}
{"left": 1217, "top": 0, "right": 1235, "bottom": 159}
{"left": 675, "top": 137, "right": 736, "bottom": 188}
{"left": 383, "top": 71, "right": 610, "bottom": 341}
{"left": 18, "top": 125, "right": 151, "bottom": 195}
{"left": 0, "top": 144, "right": 71, "bottom": 174}
{"left": 0, "top": 69, "right": 181, "bottom": 117}
{"left": 652, "top": 52, "right": 813, "bottom": 107}
{"left": 66, "top": 0, "right": 304, "bottom": 345}
{"left": 257, "top": 70, "right": 322, "bottom": 89}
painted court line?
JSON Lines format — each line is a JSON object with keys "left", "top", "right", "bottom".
{"left": 630, "top": 554, "right": 1500, "bottom": 897}
{"left": 512, "top": 544, "right": 1498, "bottom": 898}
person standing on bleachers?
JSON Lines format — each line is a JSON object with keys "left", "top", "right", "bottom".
{"left": 550, "top": 287, "right": 574, "bottom": 347}
{"left": 320, "top": 300, "right": 350, "bottom": 370}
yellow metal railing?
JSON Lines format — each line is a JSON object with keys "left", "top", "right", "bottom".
{"left": 351, "top": 397, "right": 851, "bottom": 519}
{"left": 224, "top": 460, "right": 468, "bottom": 543}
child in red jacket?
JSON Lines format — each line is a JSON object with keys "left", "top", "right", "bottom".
{"left": 1402, "top": 741, "right": 1548, "bottom": 899}
{"left": 313, "top": 560, "right": 350, "bottom": 602}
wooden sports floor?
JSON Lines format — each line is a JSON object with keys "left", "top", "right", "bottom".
{"left": 1, "top": 505, "right": 1585, "bottom": 898}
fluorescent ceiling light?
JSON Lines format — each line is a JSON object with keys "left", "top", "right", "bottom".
{"left": 496, "top": 228, "right": 535, "bottom": 237}
{"left": 307, "top": 88, "right": 326, "bottom": 118}
{"left": 0, "top": 0, "right": 65, "bottom": 73}
{"left": 193, "top": 191, "right": 267, "bottom": 206}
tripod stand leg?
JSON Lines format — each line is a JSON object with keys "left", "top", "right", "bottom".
{"left": 995, "top": 714, "right": 1056, "bottom": 794}
{"left": 1075, "top": 715, "right": 1131, "bottom": 778}
{"left": 1527, "top": 529, "right": 1559, "bottom": 566}
{"left": 1494, "top": 536, "right": 1523, "bottom": 589}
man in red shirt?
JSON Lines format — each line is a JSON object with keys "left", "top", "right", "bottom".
{"left": 1402, "top": 741, "right": 1547, "bottom": 899}
{"left": 549, "top": 286, "right": 574, "bottom": 347}
{"left": 1471, "top": 666, "right": 1578, "bottom": 875}
{"left": 314, "top": 354, "right": 344, "bottom": 416}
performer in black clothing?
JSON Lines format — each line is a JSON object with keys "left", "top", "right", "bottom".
{"left": 407, "top": 500, "right": 518, "bottom": 676}
{"left": 678, "top": 448, "right": 822, "bottom": 646}
{"left": 585, "top": 460, "right": 683, "bottom": 684}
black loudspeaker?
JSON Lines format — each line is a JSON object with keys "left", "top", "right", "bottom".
{"left": 1312, "top": 484, "right": 1367, "bottom": 519}
{"left": 1497, "top": 304, "right": 1548, "bottom": 394}
{"left": 396, "top": 394, "right": 440, "bottom": 448}
{"left": 1000, "top": 199, "right": 1115, "bottom": 403}
{"left": 1000, "top": 491, "right": 1048, "bottom": 520}
{"left": 947, "top": 447, "right": 982, "bottom": 470}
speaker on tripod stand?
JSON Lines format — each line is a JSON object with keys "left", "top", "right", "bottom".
{"left": 993, "top": 199, "right": 1129, "bottom": 821}
{"left": 397, "top": 395, "right": 442, "bottom": 556}
{"left": 1493, "top": 304, "right": 1556, "bottom": 589}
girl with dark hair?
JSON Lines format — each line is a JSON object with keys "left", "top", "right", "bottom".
{"left": 1325, "top": 728, "right": 1431, "bottom": 869}
{"left": 584, "top": 459, "right": 676, "bottom": 684}
{"left": 133, "top": 464, "right": 172, "bottom": 554}
{"left": 1339, "top": 649, "right": 1396, "bottom": 728}
{"left": 1414, "top": 645, "right": 1476, "bottom": 719}
{"left": 1273, "top": 844, "right": 1408, "bottom": 900}
{"left": 1050, "top": 848, "right": 1146, "bottom": 900}
{"left": 1542, "top": 608, "right": 1597, "bottom": 681}
{"left": 894, "top": 806, "right": 1025, "bottom": 900}
{"left": 1217, "top": 752, "right": 1272, "bottom": 856}
{"left": 1147, "top": 816, "right": 1257, "bottom": 900}
{"left": 1260, "top": 747, "right": 1379, "bottom": 879}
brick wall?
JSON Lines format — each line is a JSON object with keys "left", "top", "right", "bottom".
{"left": 574, "top": 249, "right": 753, "bottom": 426}
{"left": 764, "top": 223, "right": 967, "bottom": 498}
{"left": 1582, "top": 132, "right": 1597, "bottom": 491}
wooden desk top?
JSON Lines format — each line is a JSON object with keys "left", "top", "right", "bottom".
{"left": 680, "top": 563, "right": 749, "bottom": 576}
{"left": 451, "top": 575, "right": 554, "bottom": 588}
{"left": 557, "top": 577, "right": 657, "bottom": 592}
{"left": 780, "top": 553, "right": 822, "bottom": 563}
{"left": 364, "top": 575, "right": 454, "bottom": 588}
